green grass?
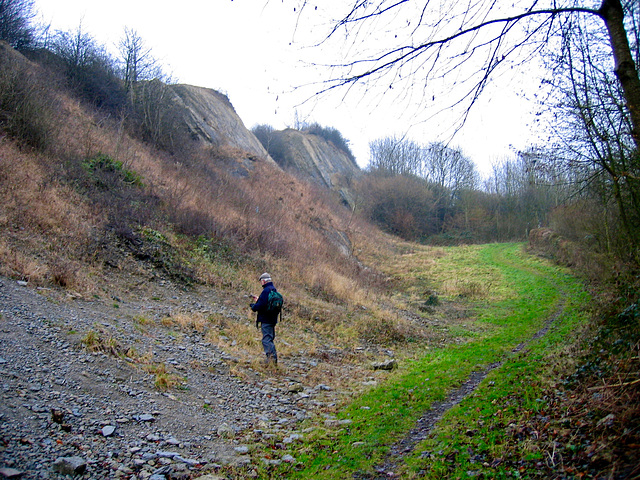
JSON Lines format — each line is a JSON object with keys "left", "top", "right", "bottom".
{"left": 264, "top": 243, "right": 590, "bottom": 479}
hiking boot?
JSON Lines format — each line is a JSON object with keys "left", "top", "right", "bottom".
{"left": 262, "top": 356, "right": 277, "bottom": 366}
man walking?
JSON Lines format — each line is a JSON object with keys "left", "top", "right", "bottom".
{"left": 250, "top": 273, "right": 280, "bottom": 365}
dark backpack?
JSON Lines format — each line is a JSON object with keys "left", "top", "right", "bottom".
{"left": 256, "top": 290, "right": 284, "bottom": 329}
{"left": 267, "top": 290, "right": 284, "bottom": 314}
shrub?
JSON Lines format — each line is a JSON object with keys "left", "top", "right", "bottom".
{"left": 0, "top": 0, "right": 36, "bottom": 50}
{"left": 252, "top": 123, "right": 276, "bottom": 151}
{"left": 128, "top": 80, "right": 190, "bottom": 153}
{"left": 83, "top": 153, "right": 143, "bottom": 187}
{"left": 50, "top": 28, "right": 127, "bottom": 112}
{"left": 0, "top": 44, "right": 59, "bottom": 150}
{"left": 356, "top": 173, "right": 437, "bottom": 240}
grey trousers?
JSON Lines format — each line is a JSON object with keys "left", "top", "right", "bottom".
{"left": 261, "top": 323, "right": 277, "bottom": 361}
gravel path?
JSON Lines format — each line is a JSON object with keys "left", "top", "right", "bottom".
{"left": 0, "top": 276, "right": 324, "bottom": 479}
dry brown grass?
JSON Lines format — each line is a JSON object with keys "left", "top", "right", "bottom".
{"left": 0, "top": 52, "right": 384, "bottom": 300}
{"left": 441, "top": 278, "right": 489, "bottom": 298}
{"left": 160, "top": 312, "right": 209, "bottom": 333}
{"left": 0, "top": 142, "right": 101, "bottom": 290}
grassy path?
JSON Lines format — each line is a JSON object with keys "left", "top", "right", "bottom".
{"left": 270, "top": 243, "right": 590, "bottom": 479}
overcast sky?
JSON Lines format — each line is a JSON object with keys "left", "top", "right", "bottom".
{"left": 33, "top": 0, "right": 545, "bottom": 175}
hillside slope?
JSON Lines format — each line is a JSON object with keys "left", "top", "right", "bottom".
{"left": 0, "top": 41, "right": 379, "bottom": 297}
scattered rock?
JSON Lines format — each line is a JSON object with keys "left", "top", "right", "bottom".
{"left": 52, "top": 456, "right": 87, "bottom": 475}
{"left": 372, "top": 359, "right": 398, "bottom": 370}
{"left": 0, "top": 467, "right": 23, "bottom": 478}
{"left": 288, "top": 384, "right": 304, "bottom": 393}
{"left": 217, "top": 423, "right": 235, "bottom": 438}
{"left": 0, "top": 275, "right": 343, "bottom": 478}
{"left": 134, "top": 413, "right": 155, "bottom": 422}
{"left": 283, "top": 433, "right": 303, "bottom": 444}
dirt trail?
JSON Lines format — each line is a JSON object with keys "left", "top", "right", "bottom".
{"left": 359, "top": 296, "right": 567, "bottom": 479}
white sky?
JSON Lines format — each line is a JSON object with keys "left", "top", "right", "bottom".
{"left": 33, "top": 0, "right": 546, "bottom": 175}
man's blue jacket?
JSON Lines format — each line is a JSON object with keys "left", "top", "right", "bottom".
{"left": 250, "top": 281, "right": 279, "bottom": 325}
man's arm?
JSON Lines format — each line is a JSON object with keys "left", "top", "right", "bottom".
{"left": 251, "top": 289, "right": 268, "bottom": 312}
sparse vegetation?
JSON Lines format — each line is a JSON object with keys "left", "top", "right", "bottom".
{"left": 81, "top": 329, "right": 122, "bottom": 356}
{"left": 0, "top": 0, "right": 35, "bottom": 49}
{"left": 253, "top": 121, "right": 357, "bottom": 165}
{"left": 147, "top": 363, "right": 184, "bottom": 391}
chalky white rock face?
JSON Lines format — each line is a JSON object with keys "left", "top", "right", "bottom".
{"left": 270, "top": 128, "right": 361, "bottom": 206}
{"left": 170, "top": 84, "right": 275, "bottom": 164}
{"left": 168, "top": 83, "right": 361, "bottom": 204}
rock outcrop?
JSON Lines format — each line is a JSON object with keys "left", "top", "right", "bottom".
{"left": 167, "top": 85, "right": 361, "bottom": 206}
{"left": 170, "top": 84, "right": 274, "bottom": 164}
{"left": 269, "top": 128, "right": 361, "bottom": 206}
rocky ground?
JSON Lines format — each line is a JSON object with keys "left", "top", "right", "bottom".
{"left": 0, "top": 275, "right": 349, "bottom": 479}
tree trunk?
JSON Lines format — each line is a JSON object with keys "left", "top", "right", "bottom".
{"left": 599, "top": 0, "right": 640, "bottom": 151}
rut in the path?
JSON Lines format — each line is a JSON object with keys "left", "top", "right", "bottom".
{"left": 357, "top": 298, "right": 567, "bottom": 479}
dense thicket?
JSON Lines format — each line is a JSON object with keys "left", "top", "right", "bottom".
{"left": 354, "top": 140, "right": 563, "bottom": 244}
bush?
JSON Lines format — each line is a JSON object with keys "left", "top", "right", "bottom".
{"left": 252, "top": 124, "right": 276, "bottom": 151}
{"left": 128, "top": 80, "right": 190, "bottom": 154}
{"left": 83, "top": 153, "right": 143, "bottom": 188}
{"left": 356, "top": 172, "right": 437, "bottom": 240}
{"left": 0, "top": 44, "right": 59, "bottom": 149}
{"left": 0, "top": 0, "right": 35, "bottom": 50}
{"left": 50, "top": 28, "right": 127, "bottom": 112}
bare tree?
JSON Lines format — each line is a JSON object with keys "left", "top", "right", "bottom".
{"left": 252, "top": 123, "right": 277, "bottom": 152}
{"left": 0, "top": 0, "right": 34, "bottom": 49}
{"left": 295, "top": 0, "right": 640, "bottom": 150}
{"left": 118, "top": 28, "right": 159, "bottom": 100}
{"left": 291, "top": 0, "right": 639, "bottom": 256}
{"left": 423, "top": 142, "right": 478, "bottom": 194}
{"left": 50, "top": 24, "right": 125, "bottom": 110}
{"left": 544, "top": 1, "right": 640, "bottom": 254}
{"left": 51, "top": 23, "right": 94, "bottom": 69}
{"left": 368, "top": 135, "right": 422, "bottom": 175}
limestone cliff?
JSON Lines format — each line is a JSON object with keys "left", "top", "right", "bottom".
{"left": 169, "top": 84, "right": 274, "bottom": 164}
{"left": 168, "top": 85, "right": 360, "bottom": 206}
{"left": 269, "top": 128, "right": 361, "bottom": 206}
